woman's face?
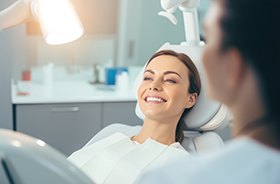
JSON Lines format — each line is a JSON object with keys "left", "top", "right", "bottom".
{"left": 202, "top": 1, "right": 231, "bottom": 103}
{"left": 137, "top": 55, "right": 195, "bottom": 121}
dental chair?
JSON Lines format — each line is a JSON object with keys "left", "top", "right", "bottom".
{"left": 85, "top": 43, "right": 231, "bottom": 153}
{"left": 0, "top": 129, "right": 94, "bottom": 184}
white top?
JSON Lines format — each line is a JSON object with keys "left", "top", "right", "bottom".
{"left": 135, "top": 137, "right": 280, "bottom": 184}
{"left": 68, "top": 132, "right": 187, "bottom": 184}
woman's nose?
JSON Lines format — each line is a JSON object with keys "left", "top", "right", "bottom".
{"left": 149, "top": 80, "right": 162, "bottom": 91}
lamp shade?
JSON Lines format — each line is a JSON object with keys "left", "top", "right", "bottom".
{"left": 32, "top": 0, "right": 84, "bottom": 45}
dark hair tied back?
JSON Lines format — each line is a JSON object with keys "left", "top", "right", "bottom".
{"left": 220, "top": 0, "right": 280, "bottom": 121}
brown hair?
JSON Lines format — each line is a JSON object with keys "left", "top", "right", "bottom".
{"left": 220, "top": 0, "right": 280, "bottom": 123}
{"left": 147, "top": 50, "right": 201, "bottom": 143}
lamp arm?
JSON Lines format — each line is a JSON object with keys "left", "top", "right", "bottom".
{"left": 159, "top": 0, "right": 201, "bottom": 45}
{"left": 0, "top": 0, "right": 32, "bottom": 30}
{"left": 160, "top": 0, "right": 187, "bottom": 11}
{"left": 180, "top": 2, "right": 200, "bottom": 45}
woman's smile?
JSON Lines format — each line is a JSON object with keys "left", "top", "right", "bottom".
{"left": 144, "top": 96, "right": 167, "bottom": 103}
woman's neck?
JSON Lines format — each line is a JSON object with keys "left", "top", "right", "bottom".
{"left": 249, "top": 124, "right": 280, "bottom": 150}
{"left": 228, "top": 66, "right": 264, "bottom": 137}
{"left": 132, "top": 118, "right": 178, "bottom": 145}
{"left": 230, "top": 99, "right": 280, "bottom": 150}
{"left": 230, "top": 71, "right": 265, "bottom": 137}
{"left": 231, "top": 106, "right": 265, "bottom": 137}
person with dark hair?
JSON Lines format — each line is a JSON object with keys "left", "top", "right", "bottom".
{"left": 135, "top": 0, "right": 280, "bottom": 183}
{"left": 68, "top": 49, "right": 201, "bottom": 184}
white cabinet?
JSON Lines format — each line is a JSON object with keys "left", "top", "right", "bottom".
{"left": 15, "top": 101, "right": 142, "bottom": 156}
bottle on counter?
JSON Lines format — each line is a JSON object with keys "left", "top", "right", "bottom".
{"left": 17, "top": 69, "right": 32, "bottom": 96}
{"left": 43, "top": 63, "right": 54, "bottom": 87}
{"left": 116, "top": 69, "right": 129, "bottom": 91}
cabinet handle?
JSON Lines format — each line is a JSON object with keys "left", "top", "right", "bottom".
{"left": 51, "top": 107, "right": 80, "bottom": 112}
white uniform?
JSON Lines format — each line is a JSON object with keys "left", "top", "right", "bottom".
{"left": 68, "top": 132, "right": 188, "bottom": 184}
{"left": 135, "top": 137, "right": 280, "bottom": 184}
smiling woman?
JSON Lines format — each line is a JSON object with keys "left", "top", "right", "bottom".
{"left": 137, "top": 50, "right": 201, "bottom": 144}
{"left": 67, "top": 49, "right": 201, "bottom": 184}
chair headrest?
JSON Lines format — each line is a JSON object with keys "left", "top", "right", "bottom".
{"left": 133, "top": 43, "right": 229, "bottom": 131}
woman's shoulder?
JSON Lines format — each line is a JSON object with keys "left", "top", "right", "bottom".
{"left": 235, "top": 137, "right": 280, "bottom": 158}
{"left": 84, "top": 123, "right": 142, "bottom": 147}
{"left": 197, "top": 137, "right": 280, "bottom": 159}
{"left": 190, "top": 137, "right": 280, "bottom": 170}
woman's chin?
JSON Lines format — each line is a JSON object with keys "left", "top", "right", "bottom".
{"left": 143, "top": 111, "right": 167, "bottom": 121}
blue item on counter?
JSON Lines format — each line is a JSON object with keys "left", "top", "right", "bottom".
{"left": 105, "top": 68, "right": 117, "bottom": 85}
{"left": 105, "top": 67, "right": 128, "bottom": 85}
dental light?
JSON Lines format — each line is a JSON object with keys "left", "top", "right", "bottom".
{"left": 0, "top": 0, "right": 84, "bottom": 45}
{"left": 158, "top": 0, "right": 200, "bottom": 46}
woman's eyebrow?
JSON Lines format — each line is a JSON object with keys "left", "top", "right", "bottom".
{"left": 144, "top": 69, "right": 182, "bottom": 78}
{"left": 144, "top": 69, "right": 154, "bottom": 74}
{"left": 163, "top": 71, "right": 182, "bottom": 78}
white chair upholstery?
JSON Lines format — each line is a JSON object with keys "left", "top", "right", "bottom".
{"left": 86, "top": 43, "right": 231, "bottom": 154}
{"left": 0, "top": 129, "right": 94, "bottom": 184}
{"left": 85, "top": 123, "right": 224, "bottom": 153}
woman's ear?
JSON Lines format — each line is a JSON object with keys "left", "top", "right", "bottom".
{"left": 226, "top": 48, "right": 246, "bottom": 92}
{"left": 185, "top": 93, "right": 198, "bottom": 108}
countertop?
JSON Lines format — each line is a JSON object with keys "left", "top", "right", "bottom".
{"left": 12, "top": 80, "right": 137, "bottom": 104}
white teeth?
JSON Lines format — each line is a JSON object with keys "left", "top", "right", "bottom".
{"left": 146, "top": 97, "right": 164, "bottom": 102}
